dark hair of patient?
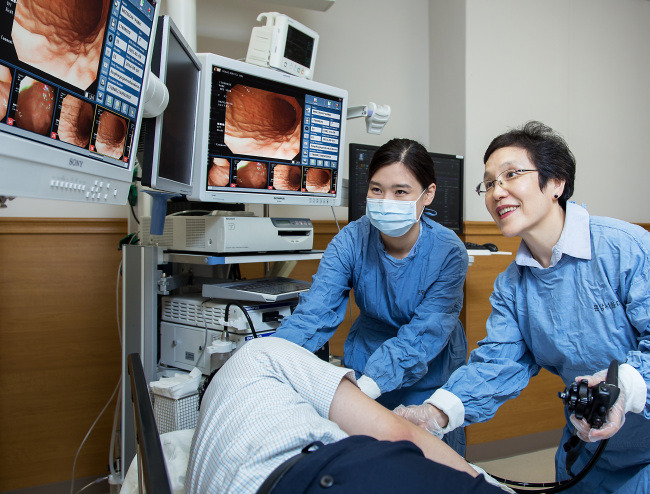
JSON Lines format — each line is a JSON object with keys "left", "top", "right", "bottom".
{"left": 368, "top": 138, "right": 437, "bottom": 189}
{"left": 483, "top": 121, "right": 576, "bottom": 210}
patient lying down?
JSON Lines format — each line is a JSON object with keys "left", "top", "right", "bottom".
{"left": 186, "top": 337, "right": 511, "bottom": 493}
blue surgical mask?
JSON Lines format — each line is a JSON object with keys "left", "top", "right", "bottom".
{"left": 365, "top": 189, "right": 426, "bottom": 237}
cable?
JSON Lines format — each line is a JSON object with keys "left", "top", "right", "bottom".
{"left": 108, "top": 259, "right": 123, "bottom": 478}
{"left": 225, "top": 302, "right": 258, "bottom": 339}
{"left": 74, "top": 475, "right": 110, "bottom": 494}
{"left": 490, "top": 440, "right": 608, "bottom": 493}
{"left": 330, "top": 205, "right": 341, "bottom": 232}
{"left": 70, "top": 378, "right": 121, "bottom": 494}
{"left": 194, "top": 299, "right": 213, "bottom": 368}
{"left": 71, "top": 259, "right": 124, "bottom": 493}
{"left": 489, "top": 361, "right": 619, "bottom": 493}
{"left": 129, "top": 202, "right": 140, "bottom": 225}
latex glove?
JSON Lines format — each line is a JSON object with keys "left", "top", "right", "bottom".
{"left": 569, "top": 369, "right": 625, "bottom": 443}
{"left": 393, "top": 403, "right": 445, "bottom": 439}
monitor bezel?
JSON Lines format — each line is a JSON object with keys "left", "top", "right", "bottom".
{"left": 0, "top": 1, "right": 161, "bottom": 205}
{"left": 190, "top": 53, "right": 347, "bottom": 207}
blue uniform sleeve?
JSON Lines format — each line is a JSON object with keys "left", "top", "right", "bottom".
{"left": 621, "top": 229, "right": 650, "bottom": 419}
{"left": 442, "top": 266, "right": 540, "bottom": 425}
{"left": 363, "top": 242, "right": 468, "bottom": 393}
{"left": 273, "top": 227, "right": 354, "bottom": 352}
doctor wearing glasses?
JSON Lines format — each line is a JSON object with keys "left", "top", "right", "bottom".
{"left": 274, "top": 138, "right": 469, "bottom": 455}
{"left": 396, "top": 122, "right": 650, "bottom": 493}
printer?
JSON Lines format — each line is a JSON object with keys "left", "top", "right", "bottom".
{"left": 167, "top": 215, "right": 314, "bottom": 253}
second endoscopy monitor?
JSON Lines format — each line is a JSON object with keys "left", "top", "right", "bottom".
{"left": 139, "top": 15, "right": 201, "bottom": 196}
{"left": 189, "top": 53, "right": 348, "bottom": 207}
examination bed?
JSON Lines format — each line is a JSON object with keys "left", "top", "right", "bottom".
{"left": 123, "top": 353, "right": 192, "bottom": 494}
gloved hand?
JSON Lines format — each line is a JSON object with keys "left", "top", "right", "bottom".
{"left": 393, "top": 403, "right": 446, "bottom": 439}
{"left": 569, "top": 369, "right": 626, "bottom": 443}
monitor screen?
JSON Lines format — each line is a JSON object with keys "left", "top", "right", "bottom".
{"left": 140, "top": 15, "right": 200, "bottom": 196}
{"left": 0, "top": 0, "right": 159, "bottom": 204}
{"left": 348, "top": 143, "right": 464, "bottom": 233}
{"left": 189, "top": 53, "right": 347, "bottom": 206}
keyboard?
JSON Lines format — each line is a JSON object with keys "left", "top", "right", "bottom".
{"left": 463, "top": 242, "right": 498, "bottom": 252}
{"left": 202, "top": 277, "right": 312, "bottom": 303}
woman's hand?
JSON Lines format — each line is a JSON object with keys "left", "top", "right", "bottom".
{"left": 393, "top": 403, "right": 448, "bottom": 438}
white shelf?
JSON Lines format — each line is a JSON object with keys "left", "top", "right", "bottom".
{"left": 162, "top": 250, "right": 325, "bottom": 265}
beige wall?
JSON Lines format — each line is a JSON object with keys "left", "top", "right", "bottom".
{"left": 4, "top": 0, "right": 649, "bottom": 223}
{"left": 464, "top": 0, "right": 650, "bottom": 224}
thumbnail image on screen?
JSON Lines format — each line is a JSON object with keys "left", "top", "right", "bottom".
{"left": 204, "top": 63, "right": 342, "bottom": 199}
{"left": 0, "top": 0, "right": 156, "bottom": 168}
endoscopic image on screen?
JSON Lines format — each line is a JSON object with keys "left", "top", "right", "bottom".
{"left": 15, "top": 76, "right": 55, "bottom": 135}
{"left": 225, "top": 85, "right": 302, "bottom": 160}
{"left": 57, "top": 94, "right": 95, "bottom": 148}
{"left": 11, "top": 0, "right": 110, "bottom": 90}
{"left": 235, "top": 161, "right": 268, "bottom": 189}
{"left": 305, "top": 167, "right": 331, "bottom": 192}
{"left": 272, "top": 164, "right": 301, "bottom": 191}
{"left": 0, "top": 64, "right": 12, "bottom": 121}
{"left": 208, "top": 157, "right": 232, "bottom": 187}
{"left": 94, "top": 110, "right": 127, "bottom": 159}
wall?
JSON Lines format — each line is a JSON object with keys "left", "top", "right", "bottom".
{"left": 429, "top": 0, "right": 466, "bottom": 155}
{"left": 464, "top": 0, "right": 650, "bottom": 224}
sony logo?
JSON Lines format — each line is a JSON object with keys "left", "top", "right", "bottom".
{"left": 68, "top": 157, "right": 83, "bottom": 168}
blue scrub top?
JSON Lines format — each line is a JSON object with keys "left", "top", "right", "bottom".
{"left": 274, "top": 215, "right": 468, "bottom": 409}
{"left": 443, "top": 206, "right": 650, "bottom": 493}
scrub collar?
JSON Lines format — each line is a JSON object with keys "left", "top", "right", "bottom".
{"left": 515, "top": 202, "right": 592, "bottom": 269}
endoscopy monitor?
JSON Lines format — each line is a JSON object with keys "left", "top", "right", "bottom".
{"left": 189, "top": 53, "right": 347, "bottom": 207}
{"left": 0, "top": 0, "right": 160, "bottom": 205}
{"left": 348, "top": 144, "right": 464, "bottom": 233}
{"left": 139, "top": 15, "right": 201, "bottom": 196}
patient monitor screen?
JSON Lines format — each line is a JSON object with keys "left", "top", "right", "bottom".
{"left": 0, "top": 0, "right": 156, "bottom": 168}
{"left": 205, "top": 64, "right": 343, "bottom": 199}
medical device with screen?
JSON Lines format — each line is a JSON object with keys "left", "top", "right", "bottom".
{"left": 189, "top": 53, "right": 347, "bottom": 207}
{"left": 140, "top": 15, "right": 201, "bottom": 196}
{"left": 0, "top": 0, "right": 159, "bottom": 205}
{"left": 348, "top": 144, "right": 464, "bottom": 233}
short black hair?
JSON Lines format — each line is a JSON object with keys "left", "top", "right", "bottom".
{"left": 368, "top": 138, "right": 436, "bottom": 189}
{"left": 483, "top": 121, "right": 575, "bottom": 209}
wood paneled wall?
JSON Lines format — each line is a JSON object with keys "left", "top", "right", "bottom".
{"left": 3, "top": 218, "right": 647, "bottom": 490}
{"left": 0, "top": 218, "right": 127, "bottom": 490}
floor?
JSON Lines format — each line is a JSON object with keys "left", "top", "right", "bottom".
{"left": 474, "top": 446, "right": 558, "bottom": 485}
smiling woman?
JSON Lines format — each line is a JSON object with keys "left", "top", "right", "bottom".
{"left": 11, "top": 0, "right": 110, "bottom": 90}
{"left": 398, "top": 121, "right": 650, "bottom": 494}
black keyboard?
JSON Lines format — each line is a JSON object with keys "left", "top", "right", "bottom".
{"left": 202, "top": 277, "right": 312, "bottom": 302}
{"left": 463, "top": 242, "right": 498, "bottom": 252}
{"left": 235, "top": 279, "right": 312, "bottom": 295}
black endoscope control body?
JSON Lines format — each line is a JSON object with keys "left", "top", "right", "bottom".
{"left": 558, "top": 361, "right": 620, "bottom": 429}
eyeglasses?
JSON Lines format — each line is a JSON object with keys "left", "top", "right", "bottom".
{"left": 475, "top": 169, "right": 538, "bottom": 196}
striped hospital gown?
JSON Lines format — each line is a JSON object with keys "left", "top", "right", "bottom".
{"left": 185, "top": 337, "right": 355, "bottom": 493}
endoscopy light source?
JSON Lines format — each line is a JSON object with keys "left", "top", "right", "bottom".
{"left": 346, "top": 102, "right": 391, "bottom": 134}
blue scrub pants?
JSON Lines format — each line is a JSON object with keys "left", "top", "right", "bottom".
{"left": 272, "top": 435, "right": 502, "bottom": 493}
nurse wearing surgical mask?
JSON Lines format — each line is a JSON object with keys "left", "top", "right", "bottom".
{"left": 274, "top": 138, "right": 469, "bottom": 455}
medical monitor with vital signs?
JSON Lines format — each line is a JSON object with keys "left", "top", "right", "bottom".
{"left": 0, "top": 0, "right": 159, "bottom": 205}
{"left": 190, "top": 53, "right": 348, "bottom": 206}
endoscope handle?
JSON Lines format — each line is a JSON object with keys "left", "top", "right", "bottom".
{"left": 606, "top": 359, "right": 619, "bottom": 386}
